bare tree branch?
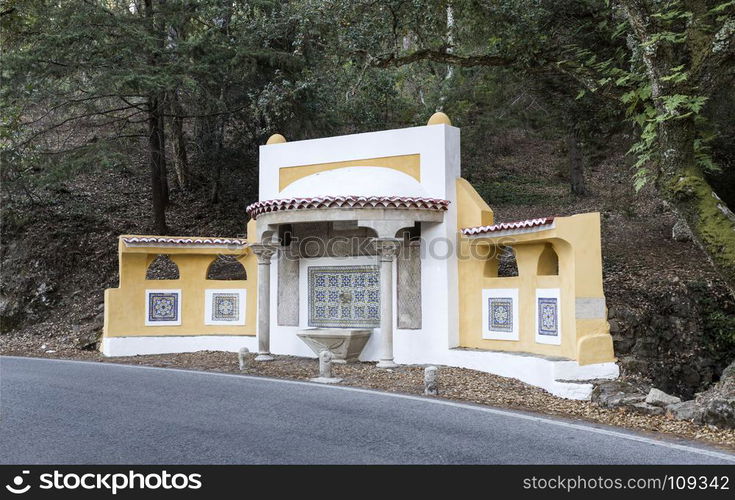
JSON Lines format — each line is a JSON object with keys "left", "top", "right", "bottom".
{"left": 364, "top": 47, "right": 514, "bottom": 68}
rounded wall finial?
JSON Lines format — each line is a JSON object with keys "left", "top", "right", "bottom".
{"left": 427, "top": 112, "right": 452, "bottom": 126}
{"left": 266, "top": 133, "right": 287, "bottom": 145}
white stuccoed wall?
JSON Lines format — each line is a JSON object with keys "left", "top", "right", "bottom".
{"left": 260, "top": 124, "right": 461, "bottom": 370}
{"left": 258, "top": 125, "right": 459, "bottom": 201}
{"left": 101, "top": 335, "right": 258, "bottom": 357}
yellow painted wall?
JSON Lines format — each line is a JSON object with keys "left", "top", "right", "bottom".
{"left": 103, "top": 236, "right": 257, "bottom": 338}
{"left": 456, "top": 177, "right": 495, "bottom": 354}
{"left": 456, "top": 177, "right": 493, "bottom": 228}
{"left": 278, "top": 154, "right": 420, "bottom": 191}
{"left": 246, "top": 218, "right": 257, "bottom": 243}
{"left": 456, "top": 196, "right": 615, "bottom": 365}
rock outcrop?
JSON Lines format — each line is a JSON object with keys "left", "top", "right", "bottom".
{"left": 645, "top": 387, "right": 681, "bottom": 407}
{"left": 591, "top": 380, "right": 647, "bottom": 408}
{"left": 608, "top": 281, "right": 735, "bottom": 400}
{"left": 666, "top": 400, "right": 698, "bottom": 421}
{"left": 592, "top": 361, "right": 735, "bottom": 429}
{"left": 694, "top": 360, "right": 735, "bottom": 429}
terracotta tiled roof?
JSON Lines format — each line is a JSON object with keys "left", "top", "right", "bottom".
{"left": 122, "top": 236, "right": 247, "bottom": 247}
{"left": 246, "top": 195, "right": 450, "bottom": 219}
{"left": 461, "top": 217, "right": 555, "bottom": 236}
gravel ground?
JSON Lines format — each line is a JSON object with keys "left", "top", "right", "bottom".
{"left": 2, "top": 338, "right": 734, "bottom": 452}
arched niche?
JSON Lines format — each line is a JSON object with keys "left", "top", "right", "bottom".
{"left": 475, "top": 243, "right": 499, "bottom": 278}
{"left": 537, "top": 243, "right": 559, "bottom": 276}
{"left": 497, "top": 246, "right": 519, "bottom": 277}
{"left": 145, "top": 255, "right": 180, "bottom": 280}
{"left": 206, "top": 255, "right": 247, "bottom": 280}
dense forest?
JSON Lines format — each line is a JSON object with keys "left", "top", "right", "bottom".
{"left": 2, "top": 1, "right": 735, "bottom": 398}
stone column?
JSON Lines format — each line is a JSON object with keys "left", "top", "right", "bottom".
{"left": 373, "top": 238, "right": 401, "bottom": 368}
{"left": 251, "top": 243, "right": 278, "bottom": 361}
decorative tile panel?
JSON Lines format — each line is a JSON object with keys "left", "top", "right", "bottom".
{"left": 308, "top": 265, "right": 380, "bottom": 328}
{"left": 145, "top": 289, "right": 181, "bottom": 326}
{"left": 488, "top": 297, "right": 513, "bottom": 333}
{"left": 213, "top": 293, "right": 239, "bottom": 320}
{"left": 205, "top": 289, "right": 246, "bottom": 326}
{"left": 481, "top": 288, "right": 519, "bottom": 341}
{"left": 535, "top": 288, "right": 562, "bottom": 345}
{"left": 537, "top": 298, "right": 558, "bottom": 336}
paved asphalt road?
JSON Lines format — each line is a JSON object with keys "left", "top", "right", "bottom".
{"left": 1, "top": 356, "right": 734, "bottom": 464}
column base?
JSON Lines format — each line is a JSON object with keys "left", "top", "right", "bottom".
{"left": 310, "top": 377, "right": 343, "bottom": 384}
{"left": 255, "top": 354, "right": 275, "bottom": 362}
{"left": 376, "top": 360, "right": 398, "bottom": 369}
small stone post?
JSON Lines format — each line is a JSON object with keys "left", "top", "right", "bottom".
{"left": 238, "top": 347, "right": 249, "bottom": 371}
{"left": 319, "top": 350, "right": 334, "bottom": 379}
{"left": 311, "top": 350, "right": 342, "bottom": 384}
{"left": 424, "top": 366, "right": 438, "bottom": 395}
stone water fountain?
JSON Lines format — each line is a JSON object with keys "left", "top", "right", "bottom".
{"left": 297, "top": 328, "right": 372, "bottom": 363}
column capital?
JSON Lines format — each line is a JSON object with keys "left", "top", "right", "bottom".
{"left": 250, "top": 242, "right": 279, "bottom": 264}
{"left": 372, "top": 237, "right": 401, "bottom": 262}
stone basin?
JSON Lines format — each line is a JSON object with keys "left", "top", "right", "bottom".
{"left": 297, "top": 328, "right": 372, "bottom": 363}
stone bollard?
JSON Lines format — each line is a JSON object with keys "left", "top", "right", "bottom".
{"left": 238, "top": 347, "right": 249, "bottom": 371}
{"left": 424, "top": 366, "right": 438, "bottom": 395}
{"left": 311, "top": 350, "right": 342, "bottom": 384}
{"left": 319, "top": 350, "right": 334, "bottom": 378}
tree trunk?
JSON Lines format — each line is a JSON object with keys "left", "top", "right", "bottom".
{"left": 148, "top": 94, "right": 169, "bottom": 234}
{"left": 209, "top": 6, "right": 233, "bottom": 204}
{"left": 614, "top": 0, "right": 735, "bottom": 293}
{"left": 143, "top": 0, "right": 169, "bottom": 233}
{"left": 209, "top": 136, "right": 223, "bottom": 204}
{"left": 437, "top": 3, "right": 454, "bottom": 111}
{"left": 169, "top": 93, "right": 190, "bottom": 191}
{"left": 567, "top": 131, "right": 587, "bottom": 196}
{"left": 658, "top": 117, "right": 735, "bottom": 292}
{"left": 160, "top": 111, "right": 169, "bottom": 207}
{"left": 209, "top": 89, "right": 227, "bottom": 204}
